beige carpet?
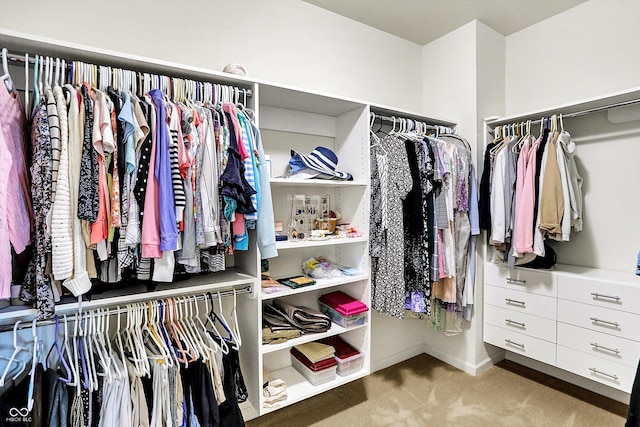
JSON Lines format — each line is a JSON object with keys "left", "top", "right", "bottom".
{"left": 248, "top": 354, "right": 628, "bottom": 427}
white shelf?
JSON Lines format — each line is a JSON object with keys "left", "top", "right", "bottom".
{"left": 260, "top": 364, "right": 369, "bottom": 414}
{"left": 269, "top": 178, "right": 367, "bottom": 187}
{"left": 276, "top": 236, "right": 367, "bottom": 250}
{"left": 261, "top": 321, "right": 367, "bottom": 354}
{"left": 0, "top": 270, "right": 256, "bottom": 325}
{"left": 261, "top": 274, "right": 369, "bottom": 300}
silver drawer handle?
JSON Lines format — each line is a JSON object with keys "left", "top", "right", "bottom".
{"left": 505, "top": 339, "right": 525, "bottom": 349}
{"left": 590, "top": 342, "right": 621, "bottom": 355}
{"left": 506, "top": 278, "right": 527, "bottom": 284}
{"left": 590, "top": 292, "right": 621, "bottom": 302}
{"left": 506, "top": 319, "right": 526, "bottom": 328}
{"left": 505, "top": 298, "right": 526, "bottom": 306}
{"left": 590, "top": 317, "right": 620, "bottom": 328}
{"left": 589, "top": 367, "right": 619, "bottom": 381}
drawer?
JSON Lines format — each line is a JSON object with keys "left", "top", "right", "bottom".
{"left": 484, "top": 263, "right": 556, "bottom": 297}
{"left": 484, "top": 305, "right": 556, "bottom": 342}
{"left": 558, "top": 322, "right": 640, "bottom": 368}
{"left": 484, "top": 324, "right": 556, "bottom": 365}
{"left": 558, "top": 299, "right": 640, "bottom": 342}
{"left": 485, "top": 285, "right": 557, "bottom": 320}
{"left": 557, "top": 345, "right": 635, "bottom": 393}
{"left": 558, "top": 274, "right": 640, "bottom": 315}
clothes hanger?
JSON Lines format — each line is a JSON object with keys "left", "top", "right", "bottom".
{"left": 174, "top": 298, "right": 199, "bottom": 363}
{"left": 205, "top": 292, "right": 230, "bottom": 354}
{"left": 0, "top": 321, "right": 30, "bottom": 387}
{"left": 179, "top": 296, "right": 207, "bottom": 361}
{"left": 61, "top": 314, "right": 78, "bottom": 386}
{"left": 113, "top": 306, "right": 129, "bottom": 379}
{"left": 92, "top": 308, "right": 113, "bottom": 383}
{"left": 45, "top": 315, "right": 72, "bottom": 382}
{"left": 27, "top": 318, "right": 41, "bottom": 411}
{"left": 157, "top": 300, "right": 178, "bottom": 365}
{"left": 229, "top": 289, "right": 242, "bottom": 349}
{"left": 201, "top": 293, "right": 225, "bottom": 354}
{"left": 1, "top": 48, "right": 15, "bottom": 92}
{"left": 191, "top": 295, "right": 218, "bottom": 356}
{"left": 23, "top": 53, "right": 29, "bottom": 117}
{"left": 82, "top": 312, "right": 99, "bottom": 391}
{"left": 165, "top": 298, "right": 189, "bottom": 366}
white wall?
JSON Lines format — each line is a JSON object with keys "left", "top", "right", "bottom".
{"left": 418, "top": 21, "right": 505, "bottom": 374}
{"left": 0, "top": 0, "right": 423, "bottom": 112}
{"left": 505, "top": 0, "right": 640, "bottom": 116}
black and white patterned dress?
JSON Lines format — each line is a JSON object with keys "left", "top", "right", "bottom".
{"left": 21, "top": 100, "right": 55, "bottom": 319}
{"left": 371, "top": 133, "right": 413, "bottom": 319}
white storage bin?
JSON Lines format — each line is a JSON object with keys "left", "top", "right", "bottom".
{"left": 291, "top": 353, "right": 337, "bottom": 386}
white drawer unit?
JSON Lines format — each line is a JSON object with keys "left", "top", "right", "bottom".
{"left": 484, "top": 305, "right": 556, "bottom": 342}
{"left": 557, "top": 299, "right": 640, "bottom": 342}
{"left": 557, "top": 345, "right": 636, "bottom": 392}
{"left": 485, "top": 285, "right": 557, "bottom": 320}
{"left": 557, "top": 322, "right": 640, "bottom": 368}
{"left": 484, "top": 324, "right": 556, "bottom": 365}
{"left": 484, "top": 263, "right": 556, "bottom": 297}
{"left": 484, "top": 262, "right": 640, "bottom": 395}
{"left": 558, "top": 274, "right": 640, "bottom": 316}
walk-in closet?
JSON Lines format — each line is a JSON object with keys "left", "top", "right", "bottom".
{"left": 0, "top": 0, "right": 638, "bottom": 425}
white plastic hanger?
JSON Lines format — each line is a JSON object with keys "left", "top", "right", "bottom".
{"left": 0, "top": 321, "right": 29, "bottom": 387}
{"left": 113, "top": 306, "right": 129, "bottom": 379}
{"left": 24, "top": 53, "right": 29, "bottom": 117}
{"left": 26, "top": 318, "right": 41, "bottom": 411}
{"left": 229, "top": 289, "right": 242, "bottom": 349}
{"left": 61, "top": 314, "right": 79, "bottom": 387}
{"left": 204, "top": 293, "right": 229, "bottom": 354}
{"left": 1, "top": 48, "right": 15, "bottom": 92}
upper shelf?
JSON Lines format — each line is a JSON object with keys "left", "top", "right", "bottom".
{"left": 270, "top": 178, "right": 367, "bottom": 187}
{"left": 485, "top": 87, "right": 640, "bottom": 127}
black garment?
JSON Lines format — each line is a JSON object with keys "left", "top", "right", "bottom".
{"left": 627, "top": 357, "right": 640, "bottom": 426}
{"left": 182, "top": 359, "right": 219, "bottom": 427}
{"left": 134, "top": 99, "right": 153, "bottom": 220}
{"left": 0, "top": 369, "right": 31, "bottom": 427}
{"left": 220, "top": 112, "right": 256, "bottom": 215}
{"left": 77, "top": 85, "right": 99, "bottom": 222}
{"left": 44, "top": 368, "right": 69, "bottom": 427}
{"left": 218, "top": 348, "right": 247, "bottom": 427}
{"left": 478, "top": 141, "right": 496, "bottom": 231}
{"left": 403, "top": 139, "right": 423, "bottom": 237}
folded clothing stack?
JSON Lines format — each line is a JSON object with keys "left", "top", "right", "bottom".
{"left": 262, "top": 299, "right": 331, "bottom": 344}
{"left": 290, "top": 341, "right": 338, "bottom": 386}
{"left": 263, "top": 367, "right": 287, "bottom": 408}
{"left": 293, "top": 341, "right": 335, "bottom": 363}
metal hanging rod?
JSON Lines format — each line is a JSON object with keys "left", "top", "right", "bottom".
{"left": 4, "top": 50, "right": 253, "bottom": 98}
{"left": 488, "top": 98, "right": 640, "bottom": 132}
{"left": 371, "top": 112, "right": 446, "bottom": 130}
{"left": 0, "top": 284, "right": 252, "bottom": 333}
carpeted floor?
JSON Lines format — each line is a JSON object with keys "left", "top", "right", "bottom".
{"left": 248, "top": 354, "right": 628, "bottom": 426}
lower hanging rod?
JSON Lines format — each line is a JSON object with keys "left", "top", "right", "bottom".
{"left": 0, "top": 285, "right": 252, "bottom": 333}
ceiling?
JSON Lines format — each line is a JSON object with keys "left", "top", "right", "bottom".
{"left": 302, "top": 0, "right": 587, "bottom": 45}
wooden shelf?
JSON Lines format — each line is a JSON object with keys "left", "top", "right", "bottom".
{"left": 261, "top": 274, "right": 369, "bottom": 300}
{"left": 261, "top": 321, "right": 367, "bottom": 354}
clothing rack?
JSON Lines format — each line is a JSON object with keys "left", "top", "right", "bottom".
{"left": 487, "top": 98, "right": 640, "bottom": 133}
{"left": 3, "top": 50, "right": 254, "bottom": 99}
{"left": 0, "top": 285, "right": 253, "bottom": 333}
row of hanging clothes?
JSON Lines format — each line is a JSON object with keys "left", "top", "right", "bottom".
{"left": 369, "top": 113, "right": 478, "bottom": 336}
{"left": 0, "top": 288, "right": 249, "bottom": 427}
{"left": 479, "top": 114, "right": 583, "bottom": 268}
{"left": 0, "top": 48, "right": 277, "bottom": 320}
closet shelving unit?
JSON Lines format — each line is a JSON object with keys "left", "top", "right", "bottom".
{"left": 482, "top": 87, "right": 640, "bottom": 399}
{"left": 256, "top": 82, "right": 373, "bottom": 413}
{"left": 0, "top": 28, "right": 461, "bottom": 418}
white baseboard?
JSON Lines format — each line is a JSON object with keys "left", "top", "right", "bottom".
{"left": 371, "top": 344, "right": 426, "bottom": 373}
{"left": 423, "top": 344, "right": 505, "bottom": 376}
